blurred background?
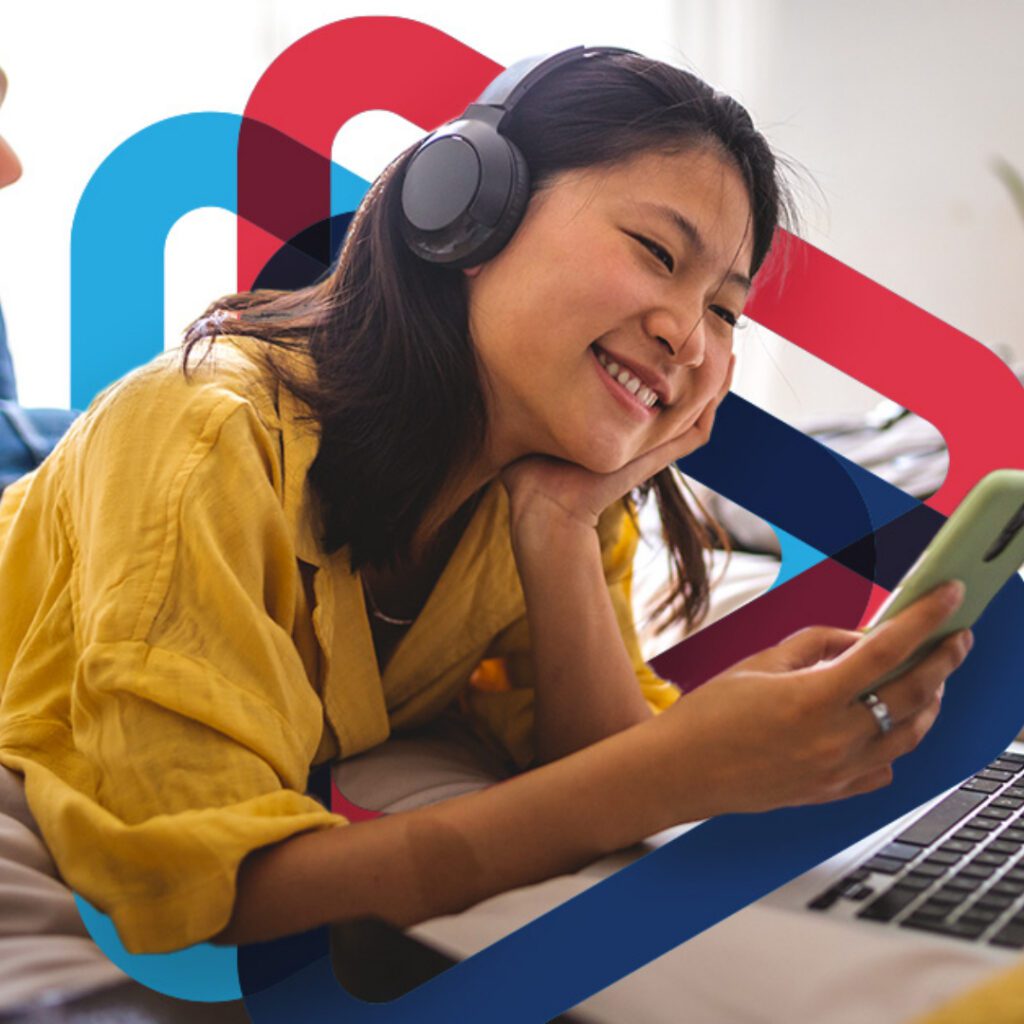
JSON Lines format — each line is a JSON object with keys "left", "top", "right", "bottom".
{"left": 0, "top": 0, "right": 1021, "bottom": 422}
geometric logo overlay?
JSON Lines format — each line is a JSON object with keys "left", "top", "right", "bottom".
{"left": 67, "top": 14, "right": 1024, "bottom": 1022}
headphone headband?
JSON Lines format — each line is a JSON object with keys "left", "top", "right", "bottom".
{"left": 475, "top": 46, "right": 639, "bottom": 117}
{"left": 399, "top": 44, "right": 643, "bottom": 268}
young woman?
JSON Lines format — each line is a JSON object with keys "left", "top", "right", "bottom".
{"left": 0, "top": 48, "right": 970, "bottom": 957}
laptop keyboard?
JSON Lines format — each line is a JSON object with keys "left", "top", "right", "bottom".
{"left": 808, "top": 750, "right": 1024, "bottom": 948}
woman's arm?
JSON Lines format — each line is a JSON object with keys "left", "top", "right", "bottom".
{"left": 510, "top": 511, "right": 654, "bottom": 764}
{"left": 217, "top": 713, "right": 677, "bottom": 945}
{"left": 218, "top": 581, "right": 969, "bottom": 946}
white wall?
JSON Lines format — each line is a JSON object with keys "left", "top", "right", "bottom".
{"left": 674, "top": 0, "right": 1024, "bottom": 423}
{"left": 0, "top": 1, "right": 1020, "bottom": 420}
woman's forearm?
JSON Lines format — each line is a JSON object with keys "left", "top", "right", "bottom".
{"left": 216, "top": 717, "right": 702, "bottom": 947}
{"left": 510, "top": 513, "right": 653, "bottom": 765}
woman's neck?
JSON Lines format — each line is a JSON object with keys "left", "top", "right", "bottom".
{"left": 409, "top": 408, "right": 531, "bottom": 563}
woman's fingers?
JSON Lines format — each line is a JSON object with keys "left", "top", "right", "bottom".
{"left": 830, "top": 763, "right": 895, "bottom": 801}
{"left": 874, "top": 688, "right": 945, "bottom": 759}
{"left": 761, "top": 625, "right": 867, "bottom": 671}
{"left": 827, "top": 580, "right": 966, "bottom": 702}
{"left": 617, "top": 355, "right": 737, "bottom": 489}
{"left": 853, "top": 630, "right": 968, "bottom": 733}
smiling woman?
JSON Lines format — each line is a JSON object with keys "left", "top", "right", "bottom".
{"left": 0, "top": 46, "right": 973, "bottom": 964}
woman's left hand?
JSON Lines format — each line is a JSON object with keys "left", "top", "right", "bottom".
{"left": 502, "top": 355, "right": 735, "bottom": 535}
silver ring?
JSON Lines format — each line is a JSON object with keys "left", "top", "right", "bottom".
{"left": 861, "top": 691, "right": 894, "bottom": 736}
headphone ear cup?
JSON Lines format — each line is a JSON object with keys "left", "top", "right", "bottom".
{"left": 399, "top": 126, "right": 531, "bottom": 269}
{"left": 454, "top": 138, "right": 530, "bottom": 268}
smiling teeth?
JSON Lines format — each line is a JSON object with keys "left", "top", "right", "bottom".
{"left": 595, "top": 349, "right": 659, "bottom": 408}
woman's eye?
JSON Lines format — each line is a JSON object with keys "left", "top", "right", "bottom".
{"left": 709, "top": 305, "right": 738, "bottom": 327}
{"left": 630, "top": 233, "right": 674, "bottom": 272}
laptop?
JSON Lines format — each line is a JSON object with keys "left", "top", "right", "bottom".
{"left": 762, "top": 740, "right": 1024, "bottom": 963}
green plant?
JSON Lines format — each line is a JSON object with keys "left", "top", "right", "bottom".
{"left": 994, "top": 156, "right": 1024, "bottom": 226}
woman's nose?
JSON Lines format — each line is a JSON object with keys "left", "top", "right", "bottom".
{"left": 646, "top": 308, "right": 707, "bottom": 369}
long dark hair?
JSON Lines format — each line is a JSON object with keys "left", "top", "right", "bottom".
{"left": 183, "top": 52, "right": 796, "bottom": 635}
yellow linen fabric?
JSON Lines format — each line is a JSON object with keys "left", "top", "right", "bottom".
{"left": 0, "top": 336, "right": 677, "bottom": 954}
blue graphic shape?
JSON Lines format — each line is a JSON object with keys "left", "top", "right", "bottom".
{"left": 683, "top": 394, "right": 923, "bottom": 561}
{"left": 67, "top": 106, "right": 1024, "bottom": 1024}
{"left": 70, "top": 112, "right": 370, "bottom": 409}
{"left": 240, "top": 579, "right": 1023, "bottom": 1023}
{"left": 75, "top": 896, "right": 241, "bottom": 1002}
{"left": 770, "top": 524, "right": 827, "bottom": 588}
{"left": 68, "top": 111, "right": 369, "bottom": 1002}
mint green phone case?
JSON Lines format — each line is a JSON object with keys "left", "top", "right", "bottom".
{"left": 860, "top": 469, "right": 1024, "bottom": 694}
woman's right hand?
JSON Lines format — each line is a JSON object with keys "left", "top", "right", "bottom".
{"left": 647, "top": 580, "right": 973, "bottom": 821}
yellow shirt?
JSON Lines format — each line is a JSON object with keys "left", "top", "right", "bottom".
{"left": 0, "top": 336, "right": 678, "bottom": 954}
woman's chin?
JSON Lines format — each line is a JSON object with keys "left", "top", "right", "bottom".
{"left": 560, "top": 441, "right": 636, "bottom": 476}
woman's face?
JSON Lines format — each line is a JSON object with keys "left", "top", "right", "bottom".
{"left": 464, "top": 145, "right": 754, "bottom": 475}
{"left": 0, "top": 69, "right": 22, "bottom": 190}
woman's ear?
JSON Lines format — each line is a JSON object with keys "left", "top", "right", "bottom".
{"left": 462, "top": 264, "right": 484, "bottom": 278}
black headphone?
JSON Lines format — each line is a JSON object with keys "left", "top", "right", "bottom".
{"left": 399, "top": 45, "right": 639, "bottom": 269}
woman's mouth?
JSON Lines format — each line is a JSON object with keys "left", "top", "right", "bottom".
{"left": 592, "top": 345, "right": 661, "bottom": 409}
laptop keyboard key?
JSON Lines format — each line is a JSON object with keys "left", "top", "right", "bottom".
{"left": 923, "top": 851, "right": 963, "bottom": 867}
{"left": 928, "top": 888, "right": 967, "bottom": 907}
{"left": 976, "top": 769, "right": 1014, "bottom": 783}
{"left": 858, "top": 886, "right": 921, "bottom": 922}
{"left": 975, "top": 851, "right": 1011, "bottom": 867}
{"left": 901, "top": 916, "right": 988, "bottom": 939}
{"left": 899, "top": 873, "right": 937, "bottom": 891}
{"left": 962, "top": 779, "right": 1002, "bottom": 794}
{"left": 807, "top": 888, "right": 840, "bottom": 910}
{"left": 945, "top": 918, "right": 990, "bottom": 939}
{"left": 895, "top": 790, "right": 987, "bottom": 846}
{"left": 992, "top": 759, "right": 1024, "bottom": 774}
{"left": 991, "top": 879, "right": 1024, "bottom": 897}
{"left": 965, "top": 817, "right": 1000, "bottom": 831}
{"left": 938, "top": 839, "right": 975, "bottom": 855}
{"left": 987, "top": 840, "right": 1021, "bottom": 856}
{"left": 877, "top": 841, "right": 922, "bottom": 862}
{"left": 973, "top": 893, "right": 1015, "bottom": 911}
{"left": 961, "top": 864, "right": 997, "bottom": 879}
{"left": 990, "top": 922, "right": 1024, "bottom": 948}
{"left": 959, "top": 903, "right": 1004, "bottom": 924}
{"left": 911, "top": 901, "right": 951, "bottom": 920}
{"left": 863, "top": 856, "right": 904, "bottom": 874}
{"left": 993, "top": 798, "right": 1024, "bottom": 811}
{"left": 978, "top": 808, "right": 1013, "bottom": 822}
{"left": 953, "top": 828, "right": 989, "bottom": 843}
{"left": 845, "top": 884, "right": 874, "bottom": 901}
{"left": 944, "top": 875, "right": 983, "bottom": 892}
{"left": 912, "top": 862, "right": 949, "bottom": 878}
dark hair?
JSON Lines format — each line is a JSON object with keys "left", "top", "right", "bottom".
{"left": 183, "top": 52, "right": 796, "bottom": 635}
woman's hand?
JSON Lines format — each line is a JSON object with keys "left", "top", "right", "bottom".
{"left": 644, "top": 580, "right": 972, "bottom": 822}
{"left": 502, "top": 355, "right": 735, "bottom": 536}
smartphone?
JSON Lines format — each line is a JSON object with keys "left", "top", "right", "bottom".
{"left": 858, "top": 469, "right": 1024, "bottom": 694}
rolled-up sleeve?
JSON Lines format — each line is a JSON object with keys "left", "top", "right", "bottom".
{"left": 463, "top": 499, "right": 681, "bottom": 770}
{"left": 0, "top": 362, "right": 345, "bottom": 954}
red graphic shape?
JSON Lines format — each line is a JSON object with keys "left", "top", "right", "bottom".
{"left": 748, "top": 232, "right": 1024, "bottom": 513}
{"left": 238, "top": 16, "right": 502, "bottom": 290}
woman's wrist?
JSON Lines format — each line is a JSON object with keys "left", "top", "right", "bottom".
{"left": 508, "top": 497, "right": 601, "bottom": 563}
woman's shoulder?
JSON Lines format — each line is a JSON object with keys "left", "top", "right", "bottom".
{"left": 98, "top": 335, "right": 283, "bottom": 417}
{"left": 25, "top": 334, "right": 315, "bottom": 515}
{"left": 75, "top": 334, "right": 310, "bottom": 452}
